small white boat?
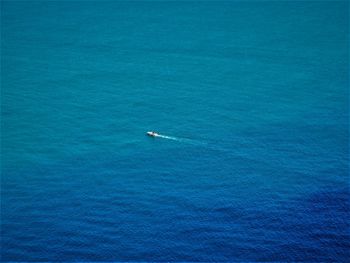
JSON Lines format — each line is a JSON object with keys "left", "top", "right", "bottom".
{"left": 147, "top": 131, "right": 159, "bottom": 137}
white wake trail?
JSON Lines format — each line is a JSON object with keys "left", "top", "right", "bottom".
{"left": 150, "top": 132, "right": 242, "bottom": 155}
{"left": 156, "top": 134, "right": 184, "bottom": 141}
{"left": 154, "top": 134, "right": 207, "bottom": 146}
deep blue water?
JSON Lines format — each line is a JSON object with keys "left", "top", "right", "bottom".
{"left": 1, "top": 1, "right": 349, "bottom": 261}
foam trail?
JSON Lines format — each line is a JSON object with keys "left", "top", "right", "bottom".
{"left": 153, "top": 133, "right": 242, "bottom": 155}
{"left": 155, "top": 134, "right": 192, "bottom": 142}
{"left": 153, "top": 133, "right": 254, "bottom": 157}
{"left": 156, "top": 134, "right": 179, "bottom": 140}
{"left": 155, "top": 134, "right": 208, "bottom": 146}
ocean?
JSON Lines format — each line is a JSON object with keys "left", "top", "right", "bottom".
{"left": 1, "top": 1, "right": 349, "bottom": 261}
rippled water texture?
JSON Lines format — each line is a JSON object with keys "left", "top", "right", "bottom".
{"left": 1, "top": 1, "right": 349, "bottom": 261}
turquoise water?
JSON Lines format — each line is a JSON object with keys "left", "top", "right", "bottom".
{"left": 1, "top": 1, "right": 349, "bottom": 261}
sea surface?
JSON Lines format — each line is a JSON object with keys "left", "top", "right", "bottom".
{"left": 1, "top": 1, "right": 349, "bottom": 261}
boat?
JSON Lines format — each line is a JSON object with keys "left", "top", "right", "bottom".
{"left": 147, "top": 131, "right": 159, "bottom": 137}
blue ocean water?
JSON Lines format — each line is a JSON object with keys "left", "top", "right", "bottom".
{"left": 1, "top": 1, "right": 349, "bottom": 261}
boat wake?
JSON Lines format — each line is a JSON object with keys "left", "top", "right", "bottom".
{"left": 152, "top": 133, "right": 207, "bottom": 146}
{"left": 155, "top": 134, "right": 180, "bottom": 141}
{"left": 154, "top": 134, "right": 237, "bottom": 156}
{"left": 147, "top": 132, "right": 252, "bottom": 157}
{"left": 148, "top": 131, "right": 244, "bottom": 157}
